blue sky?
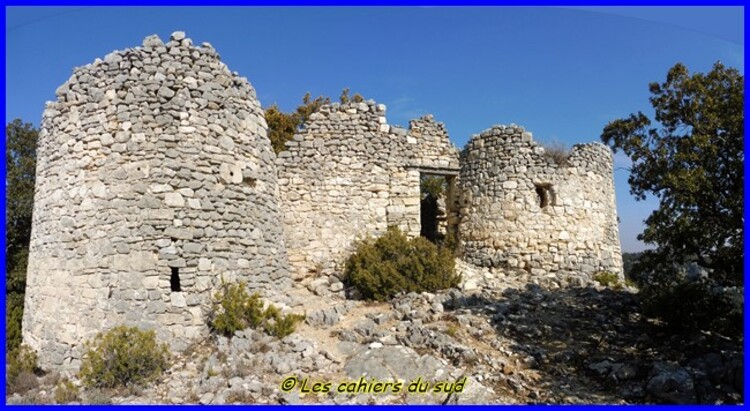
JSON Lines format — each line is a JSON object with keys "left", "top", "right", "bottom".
{"left": 5, "top": 6, "right": 744, "bottom": 252}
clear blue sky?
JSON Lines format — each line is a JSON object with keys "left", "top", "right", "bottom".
{"left": 5, "top": 6, "right": 744, "bottom": 252}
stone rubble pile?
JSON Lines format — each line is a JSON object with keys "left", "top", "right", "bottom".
{"left": 8, "top": 258, "right": 742, "bottom": 404}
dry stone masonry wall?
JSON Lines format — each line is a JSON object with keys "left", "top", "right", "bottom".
{"left": 276, "top": 106, "right": 460, "bottom": 278}
{"left": 22, "top": 32, "right": 290, "bottom": 370}
{"left": 457, "top": 125, "right": 623, "bottom": 281}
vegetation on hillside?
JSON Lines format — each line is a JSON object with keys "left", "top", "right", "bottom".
{"left": 6, "top": 119, "right": 38, "bottom": 352}
{"left": 621, "top": 252, "right": 643, "bottom": 280}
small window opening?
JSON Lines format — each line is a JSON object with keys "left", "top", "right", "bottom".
{"left": 243, "top": 177, "right": 257, "bottom": 187}
{"left": 535, "top": 183, "right": 555, "bottom": 208}
{"left": 170, "top": 267, "right": 181, "bottom": 292}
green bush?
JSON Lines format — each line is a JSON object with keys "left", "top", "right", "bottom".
{"left": 6, "top": 344, "right": 39, "bottom": 393}
{"left": 593, "top": 271, "right": 622, "bottom": 288}
{"left": 78, "top": 326, "right": 170, "bottom": 389}
{"left": 262, "top": 306, "right": 305, "bottom": 338}
{"left": 210, "top": 280, "right": 303, "bottom": 338}
{"left": 641, "top": 280, "right": 743, "bottom": 339}
{"left": 344, "top": 226, "right": 460, "bottom": 301}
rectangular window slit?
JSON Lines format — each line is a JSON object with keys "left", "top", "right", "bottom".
{"left": 170, "top": 267, "right": 181, "bottom": 292}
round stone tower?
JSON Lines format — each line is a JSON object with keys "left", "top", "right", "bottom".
{"left": 457, "top": 125, "right": 623, "bottom": 283}
{"left": 22, "top": 32, "right": 290, "bottom": 370}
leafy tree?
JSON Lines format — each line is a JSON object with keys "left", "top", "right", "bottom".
{"left": 601, "top": 62, "right": 743, "bottom": 286}
{"left": 600, "top": 63, "right": 743, "bottom": 336}
{"left": 620, "top": 251, "right": 643, "bottom": 280}
{"left": 5, "top": 119, "right": 38, "bottom": 351}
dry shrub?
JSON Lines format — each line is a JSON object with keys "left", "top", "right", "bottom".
{"left": 226, "top": 389, "right": 256, "bottom": 404}
{"left": 53, "top": 378, "right": 80, "bottom": 404}
{"left": 542, "top": 141, "right": 570, "bottom": 166}
{"left": 9, "top": 371, "right": 39, "bottom": 394}
{"left": 6, "top": 344, "right": 40, "bottom": 394}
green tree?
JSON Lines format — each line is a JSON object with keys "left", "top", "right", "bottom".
{"left": 601, "top": 62, "right": 743, "bottom": 286}
{"left": 600, "top": 62, "right": 743, "bottom": 336}
{"left": 265, "top": 93, "right": 330, "bottom": 154}
{"left": 620, "top": 251, "right": 643, "bottom": 280}
{"left": 5, "top": 119, "right": 38, "bottom": 351}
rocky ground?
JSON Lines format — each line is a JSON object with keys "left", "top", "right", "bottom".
{"left": 6, "top": 259, "right": 743, "bottom": 405}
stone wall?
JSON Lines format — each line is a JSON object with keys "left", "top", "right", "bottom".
{"left": 457, "top": 125, "right": 623, "bottom": 281}
{"left": 277, "top": 105, "right": 460, "bottom": 278}
{"left": 22, "top": 32, "right": 290, "bottom": 370}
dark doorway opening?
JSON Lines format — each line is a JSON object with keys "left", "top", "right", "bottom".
{"left": 170, "top": 267, "right": 181, "bottom": 292}
{"left": 419, "top": 174, "right": 457, "bottom": 248}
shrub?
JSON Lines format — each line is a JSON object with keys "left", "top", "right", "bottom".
{"left": 641, "top": 280, "right": 743, "bottom": 339}
{"left": 593, "top": 271, "right": 622, "bottom": 288}
{"left": 262, "top": 306, "right": 305, "bottom": 338}
{"left": 8, "top": 371, "right": 39, "bottom": 395}
{"left": 53, "top": 378, "right": 80, "bottom": 404}
{"left": 78, "top": 326, "right": 170, "bottom": 389}
{"left": 210, "top": 280, "right": 265, "bottom": 336}
{"left": 344, "top": 226, "right": 460, "bottom": 301}
{"left": 6, "top": 344, "right": 39, "bottom": 393}
{"left": 82, "top": 389, "right": 112, "bottom": 405}
{"left": 210, "top": 280, "right": 303, "bottom": 338}
{"left": 541, "top": 141, "right": 569, "bottom": 166}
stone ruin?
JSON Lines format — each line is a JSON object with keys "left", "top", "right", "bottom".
{"left": 277, "top": 103, "right": 460, "bottom": 279}
{"left": 22, "top": 32, "right": 623, "bottom": 370}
